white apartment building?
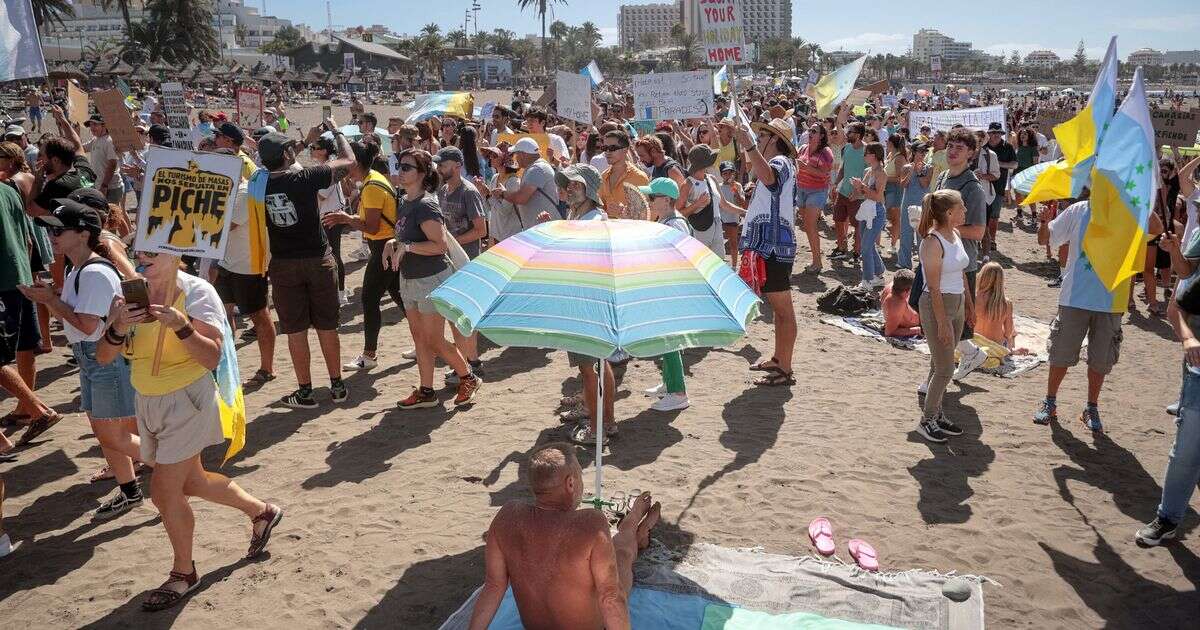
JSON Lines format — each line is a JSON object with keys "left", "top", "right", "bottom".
{"left": 1128, "top": 48, "right": 1165, "bottom": 67}
{"left": 911, "top": 28, "right": 973, "bottom": 64}
{"left": 618, "top": 1, "right": 681, "bottom": 49}
{"left": 1023, "top": 50, "right": 1060, "bottom": 69}
{"left": 681, "top": 0, "right": 791, "bottom": 45}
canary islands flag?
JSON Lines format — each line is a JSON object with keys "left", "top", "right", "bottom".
{"left": 1084, "top": 66, "right": 1157, "bottom": 291}
{"left": 405, "top": 92, "right": 474, "bottom": 123}
{"left": 582, "top": 60, "right": 605, "bottom": 87}
{"left": 214, "top": 317, "right": 246, "bottom": 464}
{"left": 713, "top": 65, "right": 729, "bottom": 95}
{"left": 1025, "top": 36, "right": 1118, "bottom": 204}
{"left": 812, "top": 55, "right": 866, "bottom": 118}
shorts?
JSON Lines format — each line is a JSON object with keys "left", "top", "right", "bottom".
{"left": 795, "top": 186, "right": 828, "bottom": 210}
{"left": 1151, "top": 238, "right": 1171, "bottom": 270}
{"left": 269, "top": 255, "right": 340, "bottom": 334}
{"left": 400, "top": 267, "right": 453, "bottom": 315}
{"left": 1047, "top": 305, "right": 1123, "bottom": 375}
{"left": 761, "top": 256, "right": 793, "bottom": 293}
{"left": 0, "top": 289, "right": 41, "bottom": 366}
{"left": 135, "top": 375, "right": 225, "bottom": 465}
{"left": 28, "top": 106, "right": 41, "bottom": 121}
{"left": 986, "top": 194, "right": 1003, "bottom": 222}
{"left": 884, "top": 182, "right": 903, "bottom": 208}
{"left": 215, "top": 267, "right": 269, "bottom": 315}
{"left": 73, "top": 341, "right": 136, "bottom": 419}
{"left": 833, "top": 194, "right": 857, "bottom": 223}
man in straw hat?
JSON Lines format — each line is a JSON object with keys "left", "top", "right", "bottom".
{"left": 735, "top": 118, "right": 798, "bottom": 387}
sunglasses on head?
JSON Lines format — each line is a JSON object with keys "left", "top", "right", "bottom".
{"left": 398, "top": 163, "right": 419, "bottom": 173}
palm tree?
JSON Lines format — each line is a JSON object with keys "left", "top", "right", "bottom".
{"left": 517, "top": 0, "right": 568, "bottom": 75}
{"left": 548, "top": 20, "right": 569, "bottom": 70}
{"left": 31, "top": 0, "right": 74, "bottom": 28}
{"left": 123, "top": 0, "right": 219, "bottom": 66}
{"left": 669, "top": 23, "right": 697, "bottom": 71}
{"left": 578, "top": 21, "right": 602, "bottom": 51}
{"left": 99, "top": 0, "right": 134, "bottom": 31}
{"left": 446, "top": 29, "right": 468, "bottom": 49}
{"left": 490, "top": 29, "right": 516, "bottom": 57}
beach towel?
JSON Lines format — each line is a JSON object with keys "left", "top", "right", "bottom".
{"left": 246, "top": 167, "right": 270, "bottom": 275}
{"left": 440, "top": 542, "right": 987, "bottom": 630}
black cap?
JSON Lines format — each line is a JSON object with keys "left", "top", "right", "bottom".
{"left": 63, "top": 187, "right": 108, "bottom": 213}
{"left": 148, "top": 123, "right": 170, "bottom": 144}
{"left": 987, "top": 122, "right": 1004, "bottom": 133}
{"left": 257, "top": 132, "right": 292, "bottom": 164}
{"left": 433, "top": 146, "right": 464, "bottom": 165}
{"left": 84, "top": 114, "right": 104, "bottom": 126}
{"left": 214, "top": 121, "right": 244, "bottom": 144}
{"left": 34, "top": 201, "right": 103, "bottom": 233}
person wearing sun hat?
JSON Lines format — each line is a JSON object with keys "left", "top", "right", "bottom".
{"left": 736, "top": 117, "right": 797, "bottom": 386}
{"left": 555, "top": 163, "right": 605, "bottom": 220}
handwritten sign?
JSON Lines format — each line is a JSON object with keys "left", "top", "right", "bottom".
{"left": 93, "top": 88, "right": 143, "bottom": 152}
{"left": 1151, "top": 109, "right": 1200, "bottom": 148}
{"left": 66, "top": 80, "right": 89, "bottom": 125}
{"left": 160, "top": 82, "right": 193, "bottom": 150}
{"left": 698, "top": 0, "right": 745, "bottom": 66}
{"left": 1036, "top": 108, "right": 1077, "bottom": 139}
{"left": 908, "top": 105, "right": 1006, "bottom": 136}
{"left": 555, "top": 71, "right": 592, "bottom": 125}
{"left": 236, "top": 87, "right": 263, "bottom": 128}
{"left": 135, "top": 147, "right": 243, "bottom": 260}
{"left": 632, "top": 71, "right": 714, "bottom": 121}
{"left": 863, "top": 79, "right": 890, "bottom": 95}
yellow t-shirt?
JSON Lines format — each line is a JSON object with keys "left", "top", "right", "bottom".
{"left": 238, "top": 151, "right": 257, "bottom": 182}
{"left": 125, "top": 274, "right": 225, "bottom": 396}
{"left": 359, "top": 170, "right": 397, "bottom": 241}
{"left": 930, "top": 150, "right": 949, "bottom": 184}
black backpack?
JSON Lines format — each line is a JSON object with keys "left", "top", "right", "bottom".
{"left": 817, "top": 284, "right": 879, "bottom": 317}
{"left": 73, "top": 257, "right": 121, "bottom": 294}
{"left": 687, "top": 176, "right": 717, "bottom": 233}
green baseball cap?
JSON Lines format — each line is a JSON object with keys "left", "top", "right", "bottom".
{"left": 637, "top": 177, "right": 679, "bottom": 200}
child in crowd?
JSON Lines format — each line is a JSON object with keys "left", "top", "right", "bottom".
{"left": 882, "top": 269, "right": 921, "bottom": 337}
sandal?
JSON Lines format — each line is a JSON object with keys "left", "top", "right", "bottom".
{"left": 569, "top": 421, "right": 616, "bottom": 447}
{"left": 141, "top": 563, "right": 200, "bottom": 611}
{"left": 246, "top": 503, "right": 283, "bottom": 559}
{"left": 0, "top": 412, "right": 29, "bottom": 427}
{"left": 754, "top": 368, "right": 796, "bottom": 387}
{"left": 16, "top": 411, "right": 63, "bottom": 446}
{"left": 750, "top": 357, "right": 780, "bottom": 372}
{"left": 90, "top": 465, "right": 115, "bottom": 483}
{"left": 245, "top": 369, "right": 276, "bottom": 387}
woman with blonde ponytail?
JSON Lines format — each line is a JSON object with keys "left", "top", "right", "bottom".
{"left": 914, "top": 189, "right": 971, "bottom": 443}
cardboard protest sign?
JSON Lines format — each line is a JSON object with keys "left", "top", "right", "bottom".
{"left": 66, "top": 81, "right": 89, "bottom": 125}
{"left": 863, "top": 79, "right": 890, "bottom": 95}
{"left": 698, "top": 0, "right": 746, "bottom": 66}
{"left": 161, "top": 82, "right": 194, "bottom": 150}
{"left": 135, "top": 147, "right": 243, "bottom": 260}
{"left": 0, "top": 0, "right": 46, "bottom": 82}
{"left": 908, "top": 105, "right": 1006, "bottom": 136}
{"left": 535, "top": 83, "right": 557, "bottom": 108}
{"left": 497, "top": 132, "right": 551, "bottom": 160}
{"left": 236, "top": 87, "right": 263, "bottom": 128}
{"left": 843, "top": 89, "right": 872, "bottom": 107}
{"left": 632, "top": 71, "right": 714, "bottom": 121}
{"left": 93, "top": 88, "right": 143, "bottom": 152}
{"left": 555, "top": 71, "right": 592, "bottom": 125}
{"left": 1036, "top": 108, "right": 1076, "bottom": 139}
{"left": 1151, "top": 109, "right": 1200, "bottom": 148}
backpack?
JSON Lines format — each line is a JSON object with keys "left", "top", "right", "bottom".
{"left": 687, "top": 176, "right": 717, "bottom": 233}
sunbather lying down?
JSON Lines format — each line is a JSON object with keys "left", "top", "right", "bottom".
{"left": 468, "top": 442, "right": 661, "bottom": 630}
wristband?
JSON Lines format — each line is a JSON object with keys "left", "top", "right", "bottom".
{"left": 173, "top": 323, "right": 195, "bottom": 340}
{"left": 105, "top": 328, "right": 127, "bottom": 345}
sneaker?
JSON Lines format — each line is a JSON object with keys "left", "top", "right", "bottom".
{"left": 1047, "top": 276, "right": 1063, "bottom": 288}
{"left": 398, "top": 387, "right": 438, "bottom": 409}
{"left": 343, "top": 355, "right": 377, "bottom": 371}
{"left": 281, "top": 388, "right": 318, "bottom": 409}
{"left": 869, "top": 275, "right": 886, "bottom": 289}
{"left": 94, "top": 489, "right": 143, "bottom": 521}
{"left": 1167, "top": 401, "right": 1180, "bottom": 417}
{"left": 935, "top": 412, "right": 963, "bottom": 436}
{"left": 1033, "top": 399, "right": 1057, "bottom": 425}
{"left": 559, "top": 402, "right": 589, "bottom": 422}
{"left": 1080, "top": 406, "right": 1103, "bottom": 432}
{"left": 66, "top": 355, "right": 78, "bottom": 367}
{"left": 916, "top": 417, "right": 948, "bottom": 443}
{"left": 402, "top": 349, "right": 417, "bottom": 360}
{"left": 468, "top": 360, "right": 485, "bottom": 377}
{"left": 338, "top": 291, "right": 352, "bottom": 306}
{"left": 651, "top": 392, "right": 690, "bottom": 411}
{"left": 1135, "top": 517, "right": 1178, "bottom": 546}
{"left": 569, "top": 420, "right": 614, "bottom": 447}
{"left": 830, "top": 248, "right": 848, "bottom": 260}
{"left": 643, "top": 383, "right": 667, "bottom": 398}
{"left": 445, "top": 368, "right": 460, "bottom": 386}
{"left": 330, "top": 380, "right": 349, "bottom": 404}
{"left": 952, "top": 346, "right": 988, "bottom": 381}
{"left": 350, "top": 244, "right": 370, "bottom": 261}
{"left": 453, "top": 374, "right": 481, "bottom": 407}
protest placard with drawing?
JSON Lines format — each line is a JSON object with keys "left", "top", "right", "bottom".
{"left": 134, "top": 147, "right": 243, "bottom": 260}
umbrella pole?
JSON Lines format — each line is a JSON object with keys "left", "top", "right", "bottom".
{"left": 594, "top": 358, "right": 605, "bottom": 502}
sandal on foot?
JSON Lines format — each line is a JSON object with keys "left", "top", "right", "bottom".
{"left": 16, "top": 411, "right": 63, "bottom": 446}
{"left": 89, "top": 465, "right": 115, "bottom": 483}
{"left": 808, "top": 517, "right": 836, "bottom": 556}
{"left": 848, "top": 539, "right": 879, "bottom": 572}
{"left": 750, "top": 357, "right": 780, "bottom": 371}
{"left": 141, "top": 563, "right": 200, "bottom": 612}
{"left": 754, "top": 368, "right": 795, "bottom": 387}
{"left": 0, "top": 412, "right": 29, "bottom": 427}
{"left": 246, "top": 503, "right": 283, "bottom": 559}
{"left": 245, "top": 369, "right": 276, "bottom": 387}
{"left": 569, "top": 421, "right": 615, "bottom": 447}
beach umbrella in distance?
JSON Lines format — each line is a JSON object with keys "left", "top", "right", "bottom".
{"left": 1011, "top": 160, "right": 1060, "bottom": 195}
{"left": 430, "top": 219, "right": 760, "bottom": 507}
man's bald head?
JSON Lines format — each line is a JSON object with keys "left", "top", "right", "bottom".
{"left": 527, "top": 442, "right": 581, "bottom": 496}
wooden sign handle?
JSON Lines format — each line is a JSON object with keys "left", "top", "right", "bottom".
{"left": 149, "top": 271, "right": 179, "bottom": 377}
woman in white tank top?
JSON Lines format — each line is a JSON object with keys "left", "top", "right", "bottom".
{"left": 915, "top": 189, "right": 972, "bottom": 444}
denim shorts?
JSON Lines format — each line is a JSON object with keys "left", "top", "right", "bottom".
{"left": 795, "top": 186, "right": 828, "bottom": 210}
{"left": 73, "top": 340, "right": 137, "bottom": 420}
{"left": 884, "top": 182, "right": 903, "bottom": 208}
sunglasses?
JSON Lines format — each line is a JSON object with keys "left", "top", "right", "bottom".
{"left": 136, "top": 250, "right": 159, "bottom": 259}
{"left": 398, "top": 163, "right": 419, "bottom": 173}
{"left": 47, "top": 226, "right": 71, "bottom": 236}
{"left": 603, "top": 145, "right": 626, "bottom": 153}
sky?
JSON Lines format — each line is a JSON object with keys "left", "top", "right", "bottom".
{"left": 264, "top": 1, "right": 1199, "bottom": 61}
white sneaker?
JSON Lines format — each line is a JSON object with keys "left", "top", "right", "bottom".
{"left": 869, "top": 275, "right": 886, "bottom": 288}
{"left": 917, "top": 378, "right": 929, "bottom": 395}
{"left": 350, "top": 244, "right": 370, "bottom": 261}
{"left": 445, "top": 368, "right": 460, "bottom": 386}
{"left": 338, "top": 291, "right": 351, "bottom": 306}
{"left": 952, "top": 346, "right": 988, "bottom": 381}
{"left": 651, "top": 392, "right": 690, "bottom": 412}
{"left": 401, "top": 349, "right": 417, "bottom": 360}
{"left": 643, "top": 383, "right": 667, "bottom": 398}
{"left": 344, "top": 354, "right": 377, "bottom": 370}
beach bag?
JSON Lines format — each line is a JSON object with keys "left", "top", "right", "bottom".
{"left": 817, "top": 284, "right": 879, "bottom": 316}
{"left": 909, "top": 262, "right": 925, "bottom": 311}
{"left": 738, "top": 249, "right": 766, "bottom": 295}
{"left": 443, "top": 227, "right": 471, "bottom": 270}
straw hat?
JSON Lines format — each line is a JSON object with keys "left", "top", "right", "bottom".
{"left": 751, "top": 118, "right": 797, "bottom": 157}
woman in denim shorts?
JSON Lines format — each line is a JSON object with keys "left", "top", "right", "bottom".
{"left": 21, "top": 201, "right": 145, "bottom": 520}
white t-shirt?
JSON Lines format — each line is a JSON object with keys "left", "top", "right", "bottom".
{"left": 1183, "top": 188, "right": 1200, "bottom": 250}
{"left": 63, "top": 259, "right": 121, "bottom": 343}
{"left": 1035, "top": 132, "right": 1049, "bottom": 162}
{"left": 547, "top": 133, "right": 570, "bottom": 162}
{"left": 317, "top": 181, "right": 345, "bottom": 215}
{"left": 588, "top": 153, "right": 609, "bottom": 173}
{"left": 85, "top": 135, "right": 121, "bottom": 188}
{"left": 219, "top": 181, "right": 253, "bottom": 275}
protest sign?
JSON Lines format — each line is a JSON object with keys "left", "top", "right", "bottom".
{"left": 864, "top": 79, "right": 890, "bottom": 95}
{"left": 844, "top": 89, "right": 872, "bottom": 107}
{"left": 555, "top": 71, "right": 592, "bottom": 125}
{"left": 93, "top": 88, "right": 143, "bottom": 152}
{"left": 480, "top": 101, "right": 496, "bottom": 120}
{"left": 1036, "top": 108, "right": 1076, "bottom": 139}
{"left": 698, "top": 0, "right": 746, "bottom": 66}
{"left": 161, "top": 82, "right": 194, "bottom": 150}
{"left": 632, "top": 71, "right": 714, "bottom": 121}
{"left": 0, "top": 0, "right": 46, "bottom": 82}
{"left": 908, "top": 105, "right": 1006, "bottom": 136}
{"left": 135, "top": 147, "right": 243, "bottom": 260}
{"left": 535, "top": 83, "right": 557, "bottom": 108}
{"left": 66, "top": 81, "right": 89, "bottom": 125}
{"left": 237, "top": 87, "right": 263, "bottom": 128}
{"left": 1150, "top": 109, "right": 1200, "bottom": 148}
{"left": 882, "top": 94, "right": 899, "bottom": 109}
{"left": 852, "top": 105, "right": 868, "bottom": 117}
{"left": 628, "top": 119, "right": 657, "bottom": 138}
{"left": 497, "top": 132, "right": 552, "bottom": 160}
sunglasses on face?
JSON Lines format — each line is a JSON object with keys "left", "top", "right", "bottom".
{"left": 603, "top": 145, "right": 625, "bottom": 153}
{"left": 47, "top": 226, "right": 71, "bottom": 236}
{"left": 136, "top": 250, "right": 159, "bottom": 259}
{"left": 398, "top": 163, "right": 419, "bottom": 173}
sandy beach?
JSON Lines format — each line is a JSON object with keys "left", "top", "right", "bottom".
{"left": 1, "top": 96, "right": 1197, "bottom": 628}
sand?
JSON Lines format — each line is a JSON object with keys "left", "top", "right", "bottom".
{"left": 1, "top": 98, "right": 1198, "bottom": 628}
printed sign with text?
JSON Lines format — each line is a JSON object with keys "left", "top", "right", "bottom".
{"left": 236, "top": 87, "right": 263, "bottom": 129}
{"left": 161, "top": 82, "right": 194, "bottom": 150}
{"left": 135, "top": 147, "right": 244, "bottom": 260}
{"left": 555, "top": 71, "right": 592, "bottom": 125}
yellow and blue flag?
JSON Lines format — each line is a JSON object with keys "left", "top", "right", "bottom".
{"left": 214, "top": 318, "right": 246, "bottom": 464}
{"left": 1085, "top": 66, "right": 1157, "bottom": 291}
{"left": 713, "top": 65, "right": 729, "bottom": 94}
{"left": 405, "top": 92, "right": 474, "bottom": 123}
{"left": 812, "top": 55, "right": 866, "bottom": 118}
{"left": 1026, "top": 37, "right": 1118, "bottom": 204}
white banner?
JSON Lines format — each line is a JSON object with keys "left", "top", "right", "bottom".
{"left": 236, "top": 87, "right": 263, "bottom": 128}
{"left": 908, "top": 105, "right": 1006, "bottom": 136}
{"left": 554, "top": 70, "right": 592, "bottom": 125}
{"left": 135, "top": 148, "right": 244, "bottom": 260}
{"left": 0, "top": 0, "right": 46, "bottom": 82}
{"left": 160, "top": 82, "right": 194, "bottom": 150}
{"left": 632, "top": 71, "right": 714, "bottom": 121}
{"left": 698, "top": 0, "right": 746, "bottom": 66}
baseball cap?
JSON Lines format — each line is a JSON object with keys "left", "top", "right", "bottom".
{"left": 433, "top": 146, "right": 464, "bottom": 164}
{"left": 3, "top": 124, "right": 25, "bottom": 138}
{"left": 84, "top": 114, "right": 105, "bottom": 127}
{"left": 256, "top": 132, "right": 293, "bottom": 165}
{"left": 34, "top": 201, "right": 103, "bottom": 233}
{"left": 252, "top": 126, "right": 276, "bottom": 140}
{"left": 214, "top": 122, "right": 244, "bottom": 144}
{"left": 61, "top": 187, "right": 109, "bottom": 213}
{"left": 719, "top": 161, "right": 736, "bottom": 173}
{"left": 511, "top": 137, "right": 540, "bottom": 156}
{"left": 638, "top": 177, "right": 680, "bottom": 200}
{"left": 148, "top": 124, "right": 171, "bottom": 144}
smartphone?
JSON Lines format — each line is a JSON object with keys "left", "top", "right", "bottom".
{"left": 35, "top": 271, "right": 53, "bottom": 286}
{"left": 120, "top": 278, "right": 151, "bottom": 312}
{"left": 322, "top": 105, "right": 332, "bottom": 120}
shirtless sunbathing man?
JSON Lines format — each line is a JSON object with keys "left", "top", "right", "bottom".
{"left": 468, "top": 442, "right": 661, "bottom": 630}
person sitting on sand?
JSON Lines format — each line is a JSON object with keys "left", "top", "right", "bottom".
{"left": 975, "top": 262, "right": 1019, "bottom": 350}
{"left": 468, "top": 443, "right": 661, "bottom": 630}
{"left": 882, "top": 269, "right": 921, "bottom": 337}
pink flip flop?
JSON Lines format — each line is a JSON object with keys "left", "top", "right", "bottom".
{"left": 808, "top": 517, "right": 836, "bottom": 556}
{"left": 848, "top": 539, "right": 879, "bottom": 571}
